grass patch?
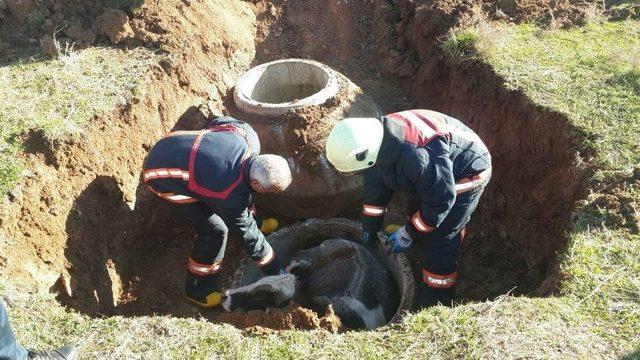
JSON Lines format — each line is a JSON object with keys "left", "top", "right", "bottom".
{"left": 444, "top": 19, "right": 640, "bottom": 356}
{"left": 0, "top": 282, "right": 487, "bottom": 359}
{"left": 4, "top": 282, "right": 633, "bottom": 359}
{"left": 0, "top": 46, "right": 158, "bottom": 194}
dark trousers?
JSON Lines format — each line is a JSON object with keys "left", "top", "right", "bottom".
{"left": 408, "top": 187, "right": 485, "bottom": 307}
{"left": 172, "top": 202, "right": 229, "bottom": 266}
{"left": 171, "top": 202, "right": 268, "bottom": 267}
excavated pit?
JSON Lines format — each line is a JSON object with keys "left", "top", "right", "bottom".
{"left": 0, "top": 0, "right": 587, "bottom": 330}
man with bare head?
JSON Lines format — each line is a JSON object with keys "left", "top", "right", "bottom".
{"left": 143, "top": 116, "right": 292, "bottom": 307}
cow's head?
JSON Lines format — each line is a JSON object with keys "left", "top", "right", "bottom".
{"left": 222, "top": 273, "right": 296, "bottom": 312}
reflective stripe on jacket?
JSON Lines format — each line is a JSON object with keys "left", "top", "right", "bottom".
{"left": 362, "top": 110, "right": 491, "bottom": 237}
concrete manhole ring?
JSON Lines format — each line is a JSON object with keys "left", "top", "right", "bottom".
{"left": 234, "top": 58, "right": 340, "bottom": 116}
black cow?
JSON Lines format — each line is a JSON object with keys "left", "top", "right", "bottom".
{"left": 287, "top": 239, "right": 398, "bottom": 329}
{"left": 222, "top": 239, "right": 398, "bottom": 329}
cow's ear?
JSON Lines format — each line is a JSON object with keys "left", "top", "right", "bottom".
{"left": 222, "top": 292, "right": 233, "bottom": 312}
{"left": 286, "top": 259, "right": 311, "bottom": 275}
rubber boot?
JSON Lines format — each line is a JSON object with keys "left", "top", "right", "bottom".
{"left": 260, "top": 256, "right": 286, "bottom": 276}
{"left": 419, "top": 283, "right": 455, "bottom": 308}
{"left": 185, "top": 272, "right": 222, "bottom": 307}
{"left": 28, "top": 346, "right": 78, "bottom": 360}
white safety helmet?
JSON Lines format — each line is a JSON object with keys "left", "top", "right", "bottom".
{"left": 325, "top": 117, "right": 384, "bottom": 173}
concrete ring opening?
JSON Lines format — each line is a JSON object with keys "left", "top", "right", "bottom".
{"left": 230, "top": 218, "right": 416, "bottom": 329}
{"left": 234, "top": 59, "right": 339, "bottom": 116}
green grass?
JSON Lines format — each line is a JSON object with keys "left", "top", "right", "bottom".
{"left": 444, "top": 20, "right": 640, "bottom": 176}
{"left": 443, "top": 18, "right": 640, "bottom": 357}
{"left": 0, "top": 46, "right": 158, "bottom": 195}
{"left": 4, "top": 281, "right": 633, "bottom": 359}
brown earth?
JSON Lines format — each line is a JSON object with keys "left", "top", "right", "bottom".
{"left": 0, "top": 0, "right": 596, "bottom": 330}
{"left": 278, "top": 100, "right": 340, "bottom": 169}
{"left": 217, "top": 302, "right": 343, "bottom": 333}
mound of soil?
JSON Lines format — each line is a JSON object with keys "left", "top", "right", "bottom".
{"left": 0, "top": 2, "right": 138, "bottom": 61}
{"left": 408, "top": 0, "right": 598, "bottom": 31}
{"left": 279, "top": 101, "right": 339, "bottom": 168}
{"left": 217, "top": 302, "right": 343, "bottom": 333}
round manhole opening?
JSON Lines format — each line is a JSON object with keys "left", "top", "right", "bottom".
{"left": 234, "top": 59, "right": 339, "bottom": 116}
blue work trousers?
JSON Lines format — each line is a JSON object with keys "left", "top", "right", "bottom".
{"left": 0, "top": 300, "right": 27, "bottom": 360}
{"left": 409, "top": 186, "right": 486, "bottom": 307}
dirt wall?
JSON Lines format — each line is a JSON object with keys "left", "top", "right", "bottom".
{"left": 0, "top": 0, "right": 258, "bottom": 314}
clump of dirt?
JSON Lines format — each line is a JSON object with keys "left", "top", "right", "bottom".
{"left": 488, "top": 0, "right": 595, "bottom": 27}
{"left": 607, "top": 4, "right": 640, "bottom": 21}
{"left": 586, "top": 194, "right": 639, "bottom": 233}
{"left": 409, "top": 0, "right": 600, "bottom": 31}
{"left": 576, "top": 172, "right": 640, "bottom": 234}
{"left": 0, "top": 1, "right": 141, "bottom": 61}
{"left": 279, "top": 98, "right": 341, "bottom": 168}
{"left": 217, "top": 302, "right": 344, "bottom": 333}
{"left": 92, "top": 8, "right": 134, "bottom": 45}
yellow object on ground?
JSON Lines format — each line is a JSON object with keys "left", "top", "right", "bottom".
{"left": 261, "top": 218, "right": 279, "bottom": 234}
{"left": 188, "top": 292, "right": 222, "bottom": 308}
{"left": 385, "top": 224, "right": 402, "bottom": 235}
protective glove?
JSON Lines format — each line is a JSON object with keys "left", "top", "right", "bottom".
{"left": 260, "top": 218, "right": 279, "bottom": 234}
{"left": 385, "top": 226, "right": 413, "bottom": 253}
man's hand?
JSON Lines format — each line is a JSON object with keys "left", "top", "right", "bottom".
{"left": 385, "top": 226, "right": 413, "bottom": 253}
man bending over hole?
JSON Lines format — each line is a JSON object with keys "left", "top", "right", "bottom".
{"left": 143, "top": 116, "right": 292, "bottom": 307}
{"left": 325, "top": 109, "right": 491, "bottom": 308}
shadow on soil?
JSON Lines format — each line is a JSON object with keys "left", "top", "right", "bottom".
{"left": 55, "top": 107, "right": 247, "bottom": 320}
{"left": 57, "top": 175, "right": 207, "bottom": 318}
{"left": 622, "top": 348, "right": 640, "bottom": 360}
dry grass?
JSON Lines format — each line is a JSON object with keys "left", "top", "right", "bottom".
{"left": 4, "top": 280, "right": 635, "bottom": 359}
{"left": 0, "top": 46, "right": 159, "bottom": 195}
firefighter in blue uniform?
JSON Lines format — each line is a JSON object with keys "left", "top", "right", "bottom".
{"left": 143, "top": 116, "right": 292, "bottom": 307}
{"left": 325, "top": 109, "right": 491, "bottom": 307}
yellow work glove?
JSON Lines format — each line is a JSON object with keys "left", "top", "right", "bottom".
{"left": 261, "top": 218, "right": 279, "bottom": 234}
